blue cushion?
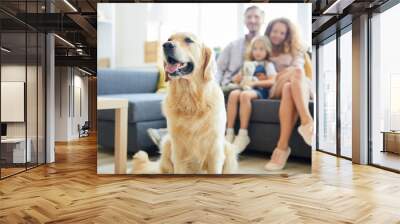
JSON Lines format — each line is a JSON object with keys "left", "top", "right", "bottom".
{"left": 98, "top": 93, "right": 166, "bottom": 123}
{"left": 97, "top": 68, "right": 159, "bottom": 95}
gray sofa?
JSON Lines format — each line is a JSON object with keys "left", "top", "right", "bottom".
{"left": 97, "top": 68, "right": 166, "bottom": 153}
{"left": 97, "top": 68, "right": 312, "bottom": 160}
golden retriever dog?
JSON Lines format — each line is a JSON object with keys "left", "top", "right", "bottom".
{"left": 132, "top": 33, "right": 238, "bottom": 174}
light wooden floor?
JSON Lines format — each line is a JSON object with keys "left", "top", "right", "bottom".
{"left": 0, "top": 167, "right": 26, "bottom": 178}
{"left": 1, "top": 163, "right": 44, "bottom": 178}
{"left": 1, "top": 135, "right": 400, "bottom": 223}
{"left": 372, "top": 150, "right": 400, "bottom": 171}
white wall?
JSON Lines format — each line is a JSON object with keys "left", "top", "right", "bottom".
{"left": 1, "top": 82, "right": 25, "bottom": 122}
{"left": 98, "top": 3, "right": 150, "bottom": 68}
{"left": 1, "top": 63, "right": 46, "bottom": 163}
{"left": 55, "top": 67, "right": 69, "bottom": 141}
{"left": 98, "top": 3, "right": 312, "bottom": 68}
{"left": 55, "top": 67, "right": 89, "bottom": 141}
{"left": 312, "top": 45, "right": 317, "bottom": 150}
{"left": 98, "top": 3, "right": 116, "bottom": 68}
{"left": 297, "top": 3, "right": 312, "bottom": 51}
{"left": 115, "top": 4, "right": 148, "bottom": 68}
{"left": 1, "top": 65, "right": 33, "bottom": 137}
{"left": 71, "top": 74, "right": 89, "bottom": 138}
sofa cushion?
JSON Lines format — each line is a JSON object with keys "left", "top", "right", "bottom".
{"left": 250, "top": 99, "right": 314, "bottom": 124}
{"left": 98, "top": 93, "right": 165, "bottom": 123}
{"left": 250, "top": 99, "right": 281, "bottom": 124}
{"left": 97, "top": 68, "right": 159, "bottom": 95}
{"left": 247, "top": 122, "right": 311, "bottom": 159}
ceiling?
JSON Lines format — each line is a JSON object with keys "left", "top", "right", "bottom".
{"left": 311, "top": 0, "right": 391, "bottom": 43}
{"left": 1, "top": 0, "right": 98, "bottom": 73}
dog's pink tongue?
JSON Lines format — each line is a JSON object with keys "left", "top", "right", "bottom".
{"left": 165, "top": 64, "right": 178, "bottom": 73}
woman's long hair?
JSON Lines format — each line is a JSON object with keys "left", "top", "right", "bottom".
{"left": 264, "top": 18, "right": 304, "bottom": 56}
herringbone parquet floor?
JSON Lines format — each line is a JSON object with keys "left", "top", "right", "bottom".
{"left": 1, "top": 135, "right": 400, "bottom": 224}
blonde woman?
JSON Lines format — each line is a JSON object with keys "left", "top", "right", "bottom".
{"left": 225, "top": 36, "right": 277, "bottom": 153}
{"left": 263, "top": 18, "right": 314, "bottom": 171}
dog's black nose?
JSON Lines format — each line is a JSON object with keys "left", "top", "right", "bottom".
{"left": 163, "top": 42, "right": 175, "bottom": 50}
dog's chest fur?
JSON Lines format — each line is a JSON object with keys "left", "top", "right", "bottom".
{"left": 164, "top": 82, "right": 217, "bottom": 132}
{"left": 162, "top": 80, "right": 225, "bottom": 164}
{"left": 164, "top": 80, "right": 217, "bottom": 117}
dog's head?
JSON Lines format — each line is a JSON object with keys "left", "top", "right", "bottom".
{"left": 163, "top": 33, "right": 213, "bottom": 82}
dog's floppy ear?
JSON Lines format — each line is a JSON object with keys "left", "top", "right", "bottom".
{"left": 201, "top": 46, "right": 214, "bottom": 82}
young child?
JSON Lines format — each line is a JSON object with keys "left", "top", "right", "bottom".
{"left": 225, "top": 36, "right": 277, "bottom": 152}
{"left": 227, "top": 36, "right": 277, "bottom": 98}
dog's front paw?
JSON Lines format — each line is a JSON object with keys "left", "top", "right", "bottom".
{"left": 133, "top": 150, "right": 149, "bottom": 161}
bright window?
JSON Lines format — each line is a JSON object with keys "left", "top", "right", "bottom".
{"left": 318, "top": 37, "right": 337, "bottom": 154}
{"left": 371, "top": 3, "right": 400, "bottom": 170}
{"left": 340, "top": 29, "right": 352, "bottom": 158}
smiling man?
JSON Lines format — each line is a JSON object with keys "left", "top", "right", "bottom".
{"left": 216, "top": 6, "right": 265, "bottom": 94}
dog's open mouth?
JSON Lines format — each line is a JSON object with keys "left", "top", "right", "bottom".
{"left": 165, "top": 56, "right": 194, "bottom": 78}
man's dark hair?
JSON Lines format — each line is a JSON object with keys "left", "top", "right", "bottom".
{"left": 244, "top": 5, "right": 264, "bottom": 16}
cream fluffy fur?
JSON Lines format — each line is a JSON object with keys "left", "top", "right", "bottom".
{"left": 132, "top": 33, "right": 238, "bottom": 174}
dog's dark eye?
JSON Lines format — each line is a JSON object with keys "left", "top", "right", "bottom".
{"left": 184, "top": 37, "right": 193, "bottom": 44}
{"left": 167, "top": 38, "right": 172, "bottom": 41}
